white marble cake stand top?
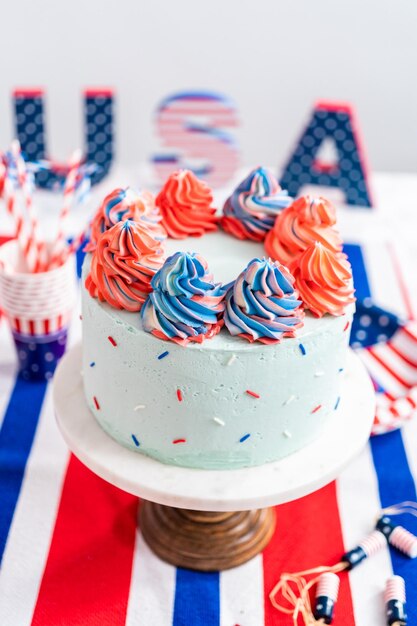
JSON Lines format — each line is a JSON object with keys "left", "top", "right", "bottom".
{"left": 54, "top": 344, "right": 375, "bottom": 512}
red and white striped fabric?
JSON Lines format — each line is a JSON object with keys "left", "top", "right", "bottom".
{"left": 356, "top": 323, "right": 417, "bottom": 434}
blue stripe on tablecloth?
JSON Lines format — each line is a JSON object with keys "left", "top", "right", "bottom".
{"left": 344, "top": 243, "right": 370, "bottom": 302}
{"left": 0, "top": 376, "right": 47, "bottom": 565}
{"left": 345, "top": 243, "right": 417, "bottom": 620}
{"left": 68, "top": 235, "right": 87, "bottom": 279}
{"left": 173, "top": 568, "right": 220, "bottom": 626}
{"left": 0, "top": 239, "right": 81, "bottom": 566}
{"left": 75, "top": 239, "right": 86, "bottom": 279}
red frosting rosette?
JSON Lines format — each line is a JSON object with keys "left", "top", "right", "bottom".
{"left": 292, "top": 242, "right": 355, "bottom": 317}
{"left": 85, "top": 219, "right": 166, "bottom": 311}
{"left": 264, "top": 195, "right": 342, "bottom": 266}
{"left": 85, "top": 187, "right": 166, "bottom": 253}
{"left": 155, "top": 170, "right": 218, "bottom": 239}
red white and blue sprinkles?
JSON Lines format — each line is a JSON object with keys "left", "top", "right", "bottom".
{"left": 108, "top": 336, "right": 117, "bottom": 346}
{"left": 93, "top": 396, "right": 100, "bottom": 410}
{"left": 158, "top": 350, "right": 169, "bottom": 360}
{"left": 246, "top": 389, "right": 260, "bottom": 399}
{"left": 89, "top": 361, "right": 95, "bottom": 367}
{"left": 334, "top": 396, "right": 341, "bottom": 410}
{"left": 176, "top": 389, "right": 183, "bottom": 402}
{"left": 172, "top": 438, "right": 186, "bottom": 444}
{"left": 283, "top": 394, "right": 296, "bottom": 406}
{"left": 311, "top": 404, "right": 322, "bottom": 414}
{"left": 131, "top": 434, "right": 140, "bottom": 446}
{"left": 299, "top": 343, "right": 306, "bottom": 355}
{"left": 239, "top": 433, "right": 251, "bottom": 443}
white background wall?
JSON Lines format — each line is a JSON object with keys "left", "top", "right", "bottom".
{"left": 1, "top": 0, "right": 416, "bottom": 173}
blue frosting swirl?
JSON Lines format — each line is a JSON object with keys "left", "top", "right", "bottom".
{"left": 103, "top": 188, "right": 128, "bottom": 223}
{"left": 86, "top": 187, "right": 166, "bottom": 253}
{"left": 224, "top": 258, "right": 304, "bottom": 343}
{"left": 222, "top": 167, "right": 293, "bottom": 241}
{"left": 141, "top": 252, "right": 226, "bottom": 344}
{"left": 105, "top": 188, "right": 166, "bottom": 240}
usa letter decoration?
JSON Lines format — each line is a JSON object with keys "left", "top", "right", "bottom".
{"left": 152, "top": 90, "right": 240, "bottom": 188}
{"left": 280, "top": 101, "right": 373, "bottom": 208}
{"left": 13, "top": 88, "right": 114, "bottom": 189}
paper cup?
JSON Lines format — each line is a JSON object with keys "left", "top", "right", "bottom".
{"left": 0, "top": 240, "right": 77, "bottom": 381}
{"left": 13, "top": 327, "right": 69, "bottom": 381}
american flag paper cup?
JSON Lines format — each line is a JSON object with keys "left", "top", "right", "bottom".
{"left": 0, "top": 240, "right": 76, "bottom": 381}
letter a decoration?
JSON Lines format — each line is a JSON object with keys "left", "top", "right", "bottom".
{"left": 152, "top": 90, "right": 240, "bottom": 188}
{"left": 13, "top": 88, "right": 114, "bottom": 189}
{"left": 280, "top": 101, "right": 373, "bottom": 208}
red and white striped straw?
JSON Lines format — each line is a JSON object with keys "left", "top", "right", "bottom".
{"left": 2, "top": 162, "right": 34, "bottom": 272}
{"left": 11, "top": 140, "right": 44, "bottom": 272}
{"left": 63, "top": 224, "right": 88, "bottom": 261}
{"left": 49, "top": 148, "right": 82, "bottom": 269}
{"left": 0, "top": 158, "right": 6, "bottom": 197}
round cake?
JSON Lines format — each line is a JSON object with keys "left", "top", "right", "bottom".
{"left": 81, "top": 169, "right": 355, "bottom": 470}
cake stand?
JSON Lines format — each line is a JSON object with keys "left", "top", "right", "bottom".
{"left": 54, "top": 344, "right": 375, "bottom": 571}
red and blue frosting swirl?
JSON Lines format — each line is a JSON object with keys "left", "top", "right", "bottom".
{"left": 221, "top": 167, "right": 293, "bottom": 242}
{"left": 224, "top": 258, "right": 304, "bottom": 343}
{"left": 141, "top": 252, "right": 226, "bottom": 345}
{"left": 85, "top": 219, "right": 165, "bottom": 311}
{"left": 264, "top": 195, "right": 342, "bottom": 267}
{"left": 86, "top": 187, "right": 166, "bottom": 252}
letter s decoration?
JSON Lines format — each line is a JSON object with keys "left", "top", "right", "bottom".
{"left": 152, "top": 90, "right": 240, "bottom": 188}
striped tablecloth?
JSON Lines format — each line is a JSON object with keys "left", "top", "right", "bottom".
{"left": 0, "top": 210, "right": 417, "bottom": 625}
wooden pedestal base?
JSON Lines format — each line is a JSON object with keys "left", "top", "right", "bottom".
{"left": 139, "top": 501, "right": 276, "bottom": 571}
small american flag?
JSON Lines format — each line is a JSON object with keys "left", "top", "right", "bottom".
{"left": 351, "top": 299, "right": 417, "bottom": 434}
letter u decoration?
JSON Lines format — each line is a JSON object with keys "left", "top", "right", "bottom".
{"left": 13, "top": 88, "right": 114, "bottom": 188}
